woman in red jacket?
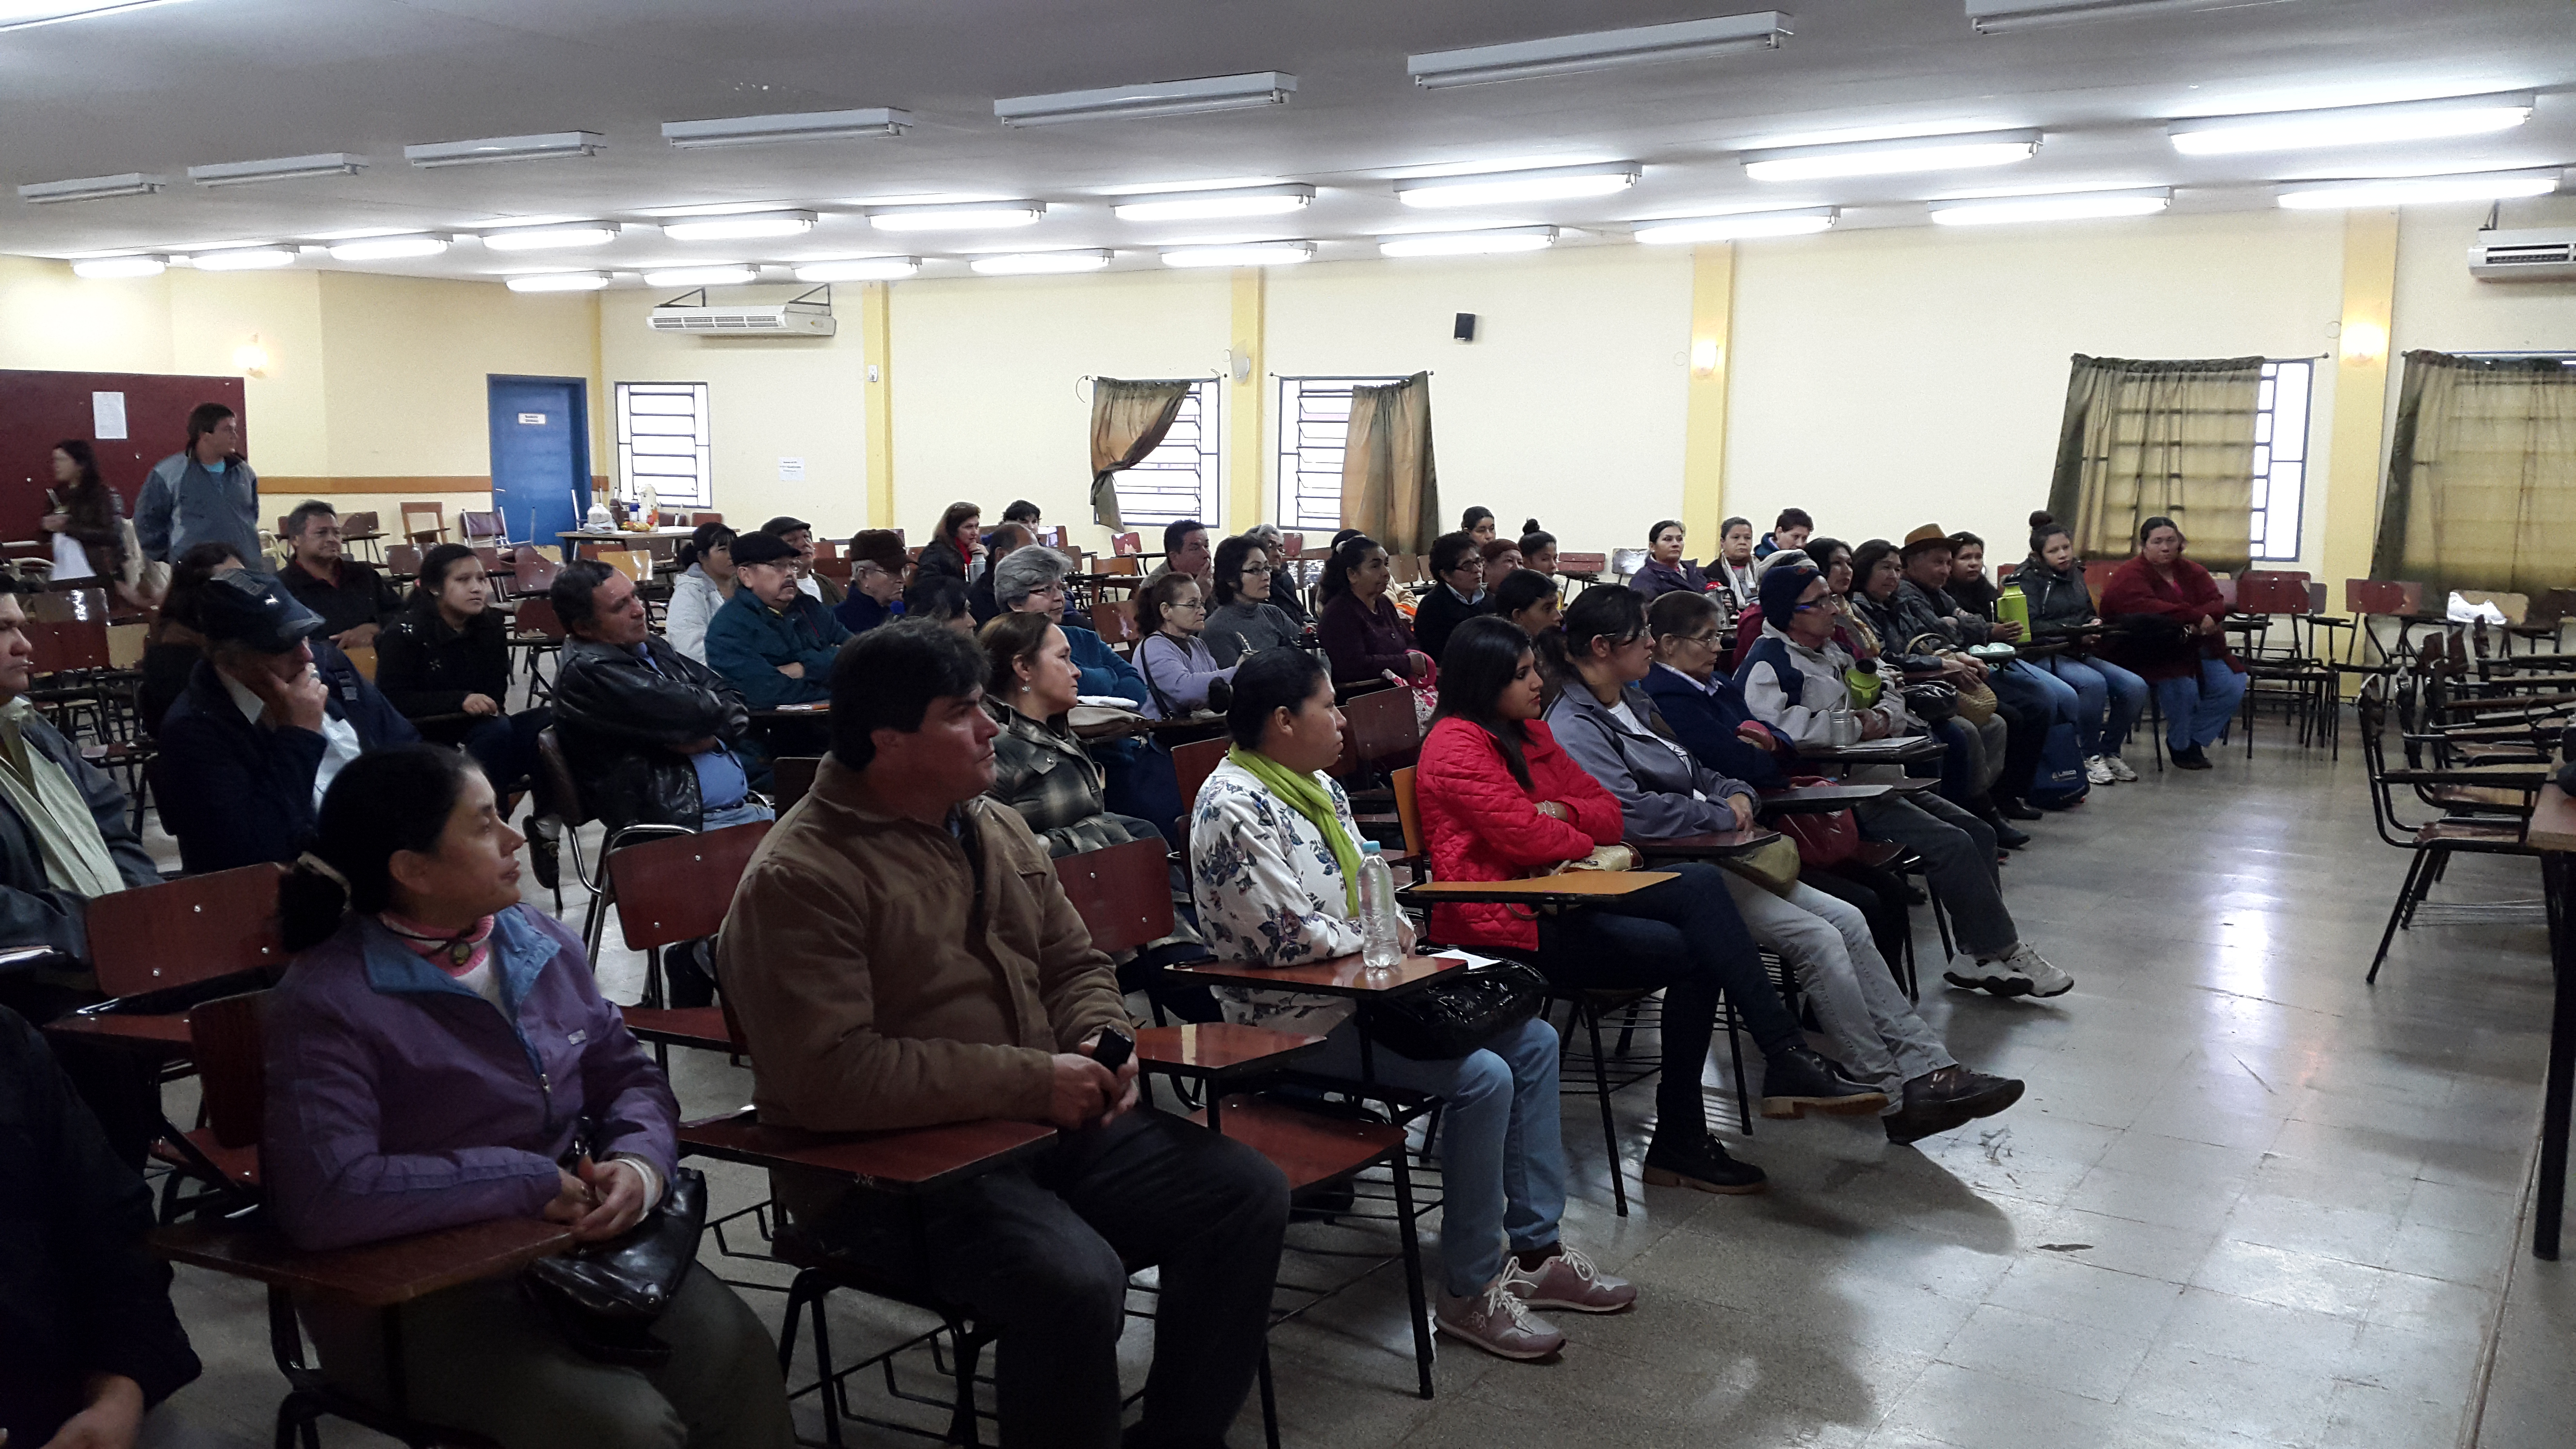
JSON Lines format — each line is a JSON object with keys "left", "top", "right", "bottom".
{"left": 1416, "top": 617, "right": 1786, "bottom": 1196}
{"left": 2097, "top": 516, "right": 2248, "bottom": 771}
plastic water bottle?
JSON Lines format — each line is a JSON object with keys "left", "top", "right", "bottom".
{"left": 1357, "top": 841, "right": 1403, "bottom": 970}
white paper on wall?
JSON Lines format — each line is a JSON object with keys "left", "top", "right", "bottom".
{"left": 92, "top": 391, "right": 128, "bottom": 439}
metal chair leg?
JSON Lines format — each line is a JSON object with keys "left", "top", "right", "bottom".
{"left": 1585, "top": 1000, "right": 1627, "bottom": 1217}
{"left": 2368, "top": 850, "right": 2431, "bottom": 983}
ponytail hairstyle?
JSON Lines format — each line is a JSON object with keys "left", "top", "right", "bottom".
{"left": 678, "top": 520, "right": 737, "bottom": 571}
{"left": 1517, "top": 521, "right": 1556, "bottom": 564}
{"left": 1430, "top": 616, "right": 1540, "bottom": 789}
{"left": 2028, "top": 510, "right": 2071, "bottom": 559}
{"left": 1319, "top": 532, "right": 1381, "bottom": 604}
{"left": 280, "top": 745, "right": 481, "bottom": 952}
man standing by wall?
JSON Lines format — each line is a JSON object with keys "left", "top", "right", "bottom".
{"left": 135, "top": 402, "right": 264, "bottom": 572}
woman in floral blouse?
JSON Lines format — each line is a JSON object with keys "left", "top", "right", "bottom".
{"left": 1187, "top": 648, "right": 1632, "bottom": 1365}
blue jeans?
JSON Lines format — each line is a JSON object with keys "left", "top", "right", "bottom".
{"left": 2041, "top": 655, "right": 2149, "bottom": 757}
{"left": 1993, "top": 658, "right": 2078, "bottom": 726}
{"left": 702, "top": 799, "right": 775, "bottom": 830}
{"left": 2154, "top": 659, "right": 2250, "bottom": 750}
{"left": 1307, "top": 1014, "right": 1565, "bottom": 1296}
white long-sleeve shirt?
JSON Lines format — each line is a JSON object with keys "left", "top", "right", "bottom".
{"left": 662, "top": 566, "right": 726, "bottom": 664}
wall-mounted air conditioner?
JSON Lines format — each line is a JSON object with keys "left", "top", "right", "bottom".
{"left": 2468, "top": 229, "right": 2576, "bottom": 282}
{"left": 646, "top": 285, "right": 837, "bottom": 335}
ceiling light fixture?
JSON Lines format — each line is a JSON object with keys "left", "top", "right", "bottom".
{"left": 996, "top": 72, "right": 1296, "bottom": 127}
{"left": 1160, "top": 242, "right": 1315, "bottom": 268}
{"left": 17, "top": 172, "right": 167, "bottom": 204}
{"left": 1395, "top": 162, "right": 1642, "bottom": 209}
{"left": 327, "top": 234, "right": 451, "bottom": 261}
{"left": 2168, "top": 92, "right": 2536, "bottom": 156}
{"left": 404, "top": 132, "right": 605, "bottom": 168}
{"left": 71, "top": 254, "right": 168, "bottom": 278}
{"left": 187, "top": 153, "right": 367, "bottom": 187}
{"left": 506, "top": 271, "right": 613, "bottom": 292}
{"left": 661, "top": 108, "right": 915, "bottom": 148}
{"left": 2275, "top": 168, "right": 2564, "bottom": 210}
{"left": 1632, "top": 206, "right": 1838, "bottom": 242}
{"left": 190, "top": 246, "right": 299, "bottom": 271}
{"left": 0, "top": 0, "right": 192, "bottom": 32}
{"left": 479, "top": 222, "right": 623, "bottom": 251}
{"left": 969, "top": 249, "right": 1113, "bottom": 275}
{"left": 1966, "top": 0, "right": 2304, "bottom": 34}
{"left": 660, "top": 209, "right": 818, "bottom": 242}
{"left": 1378, "top": 225, "right": 1559, "bottom": 258}
{"left": 793, "top": 257, "right": 924, "bottom": 282}
{"left": 1740, "top": 129, "right": 2041, "bottom": 180}
{"left": 642, "top": 265, "right": 760, "bottom": 287}
{"left": 1113, "top": 183, "right": 1315, "bottom": 222}
{"left": 867, "top": 201, "right": 1046, "bottom": 231}
{"left": 1930, "top": 186, "right": 2172, "bottom": 225}
{"left": 1407, "top": 11, "right": 1792, "bottom": 88}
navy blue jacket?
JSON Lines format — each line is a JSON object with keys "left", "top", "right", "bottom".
{"left": 1641, "top": 661, "right": 1794, "bottom": 789}
{"left": 834, "top": 590, "right": 904, "bottom": 635}
{"left": 704, "top": 589, "right": 848, "bottom": 708}
{"left": 155, "top": 640, "right": 419, "bottom": 874}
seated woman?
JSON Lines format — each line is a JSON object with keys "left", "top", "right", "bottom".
{"left": 1205, "top": 534, "right": 1300, "bottom": 667}
{"left": 1410, "top": 531, "right": 1490, "bottom": 662}
{"left": 1315, "top": 534, "right": 1428, "bottom": 692}
{"left": 1517, "top": 522, "right": 1558, "bottom": 580}
{"left": 1479, "top": 538, "right": 1524, "bottom": 597}
{"left": 992, "top": 544, "right": 1181, "bottom": 842}
{"left": 1495, "top": 567, "right": 1562, "bottom": 641}
{"left": 1189, "top": 648, "right": 1629, "bottom": 1363}
{"left": 2098, "top": 515, "right": 2248, "bottom": 771}
{"left": 1239, "top": 524, "right": 1311, "bottom": 630}
{"left": 374, "top": 544, "right": 551, "bottom": 794}
{"left": 661, "top": 521, "right": 737, "bottom": 663}
{"left": 2020, "top": 512, "right": 2146, "bottom": 784}
{"left": 1134, "top": 572, "right": 1235, "bottom": 719}
{"left": 1627, "top": 518, "right": 1709, "bottom": 601}
{"left": 262, "top": 746, "right": 791, "bottom": 1449}
{"left": 1708, "top": 516, "right": 1760, "bottom": 616}
{"left": 967, "top": 522, "right": 1033, "bottom": 625}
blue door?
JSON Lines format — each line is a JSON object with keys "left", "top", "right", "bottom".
{"left": 487, "top": 376, "right": 591, "bottom": 549}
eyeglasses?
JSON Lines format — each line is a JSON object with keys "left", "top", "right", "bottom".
{"left": 1240, "top": 564, "right": 1274, "bottom": 575}
{"left": 1169, "top": 598, "right": 1207, "bottom": 611}
{"left": 1677, "top": 630, "right": 1723, "bottom": 648}
{"left": 1794, "top": 600, "right": 1835, "bottom": 613}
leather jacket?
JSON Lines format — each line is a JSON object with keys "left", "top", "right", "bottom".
{"left": 550, "top": 636, "right": 753, "bottom": 831}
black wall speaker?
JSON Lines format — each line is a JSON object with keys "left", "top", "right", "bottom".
{"left": 1453, "top": 312, "right": 1477, "bottom": 343}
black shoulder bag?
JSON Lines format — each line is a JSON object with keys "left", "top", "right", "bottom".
{"left": 522, "top": 1128, "right": 708, "bottom": 1368}
{"left": 1360, "top": 960, "right": 1550, "bottom": 1061}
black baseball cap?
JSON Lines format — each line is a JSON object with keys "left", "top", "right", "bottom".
{"left": 197, "top": 572, "right": 326, "bottom": 654}
{"left": 730, "top": 532, "right": 800, "bottom": 567}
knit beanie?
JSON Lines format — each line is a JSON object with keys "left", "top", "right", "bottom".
{"left": 1760, "top": 560, "right": 1821, "bottom": 632}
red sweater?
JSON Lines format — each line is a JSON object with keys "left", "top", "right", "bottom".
{"left": 2097, "top": 555, "right": 2243, "bottom": 683}
{"left": 1416, "top": 716, "right": 1624, "bottom": 951}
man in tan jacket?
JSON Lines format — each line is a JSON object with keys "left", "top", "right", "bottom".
{"left": 719, "top": 620, "right": 1286, "bottom": 1449}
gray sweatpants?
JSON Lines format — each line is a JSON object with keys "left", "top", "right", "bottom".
{"left": 1718, "top": 873, "right": 1954, "bottom": 1105}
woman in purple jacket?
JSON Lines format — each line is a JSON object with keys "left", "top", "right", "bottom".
{"left": 262, "top": 745, "right": 790, "bottom": 1449}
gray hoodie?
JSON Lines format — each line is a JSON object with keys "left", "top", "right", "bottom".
{"left": 1545, "top": 679, "right": 1760, "bottom": 839}
{"left": 134, "top": 452, "right": 264, "bottom": 570}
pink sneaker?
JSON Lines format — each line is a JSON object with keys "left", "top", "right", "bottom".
{"left": 1501, "top": 1244, "right": 1637, "bottom": 1314}
{"left": 1435, "top": 1280, "right": 1566, "bottom": 1360}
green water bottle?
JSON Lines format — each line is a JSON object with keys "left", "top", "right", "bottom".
{"left": 1997, "top": 583, "right": 2030, "bottom": 634}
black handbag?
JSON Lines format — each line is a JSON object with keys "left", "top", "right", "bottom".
{"left": 522, "top": 1164, "right": 708, "bottom": 1368}
{"left": 1361, "top": 960, "right": 1548, "bottom": 1061}
{"left": 1901, "top": 680, "right": 1959, "bottom": 724}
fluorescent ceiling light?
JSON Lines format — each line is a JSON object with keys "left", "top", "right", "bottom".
{"left": 867, "top": 201, "right": 1045, "bottom": 231}
{"left": 1931, "top": 187, "right": 2172, "bottom": 225}
{"left": 404, "top": 132, "right": 604, "bottom": 168}
{"left": 1395, "top": 162, "right": 1641, "bottom": 209}
{"left": 793, "top": 257, "right": 924, "bottom": 282}
{"left": 17, "top": 172, "right": 166, "bottom": 204}
{"left": 2169, "top": 92, "right": 2536, "bottom": 156}
{"left": 506, "top": 271, "right": 612, "bottom": 292}
{"left": 996, "top": 71, "right": 1295, "bottom": 127}
{"left": 1741, "top": 129, "right": 2041, "bottom": 180}
{"left": 191, "top": 246, "right": 298, "bottom": 271}
{"left": 969, "top": 250, "right": 1113, "bottom": 275}
{"left": 642, "top": 265, "right": 760, "bottom": 286}
{"left": 1967, "top": 0, "right": 2303, "bottom": 33}
{"left": 2276, "top": 168, "right": 2563, "bottom": 210}
{"left": 1633, "top": 206, "right": 1838, "bottom": 242}
{"left": 1113, "top": 184, "right": 1315, "bottom": 222}
{"left": 0, "top": 0, "right": 191, "bottom": 32}
{"left": 187, "top": 152, "right": 368, "bottom": 188}
{"left": 1161, "top": 242, "right": 1315, "bottom": 268}
{"left": 1378, "top": 225, "right": 1558, "bottom": 258}
{"left": 1408, "top": 12, "right": 1792, "bottom": 88}
{"left": 71, "top": 254, "right": 167, "bottom": 278}
{"left": 480, "top": 222, "right": 622, "bottom": 252}
{"left": 660, "top": 209, "right": 817, "bottom": 242}
{"left": 326, "top": 234, "right": 451, "bottom": 261}
{"left": 662, "top": 108, "right": 914, "bottom": 148}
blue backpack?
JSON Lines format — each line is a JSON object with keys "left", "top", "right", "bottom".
{"left": 2028, "top": 719, "right": 2091, "bottom": 808}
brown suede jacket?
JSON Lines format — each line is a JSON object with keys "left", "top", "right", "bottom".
{"left": 716, "top": 754, "right": 1129, "bottom": 1133}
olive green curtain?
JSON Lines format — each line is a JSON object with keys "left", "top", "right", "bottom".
{"left": 2045, "top": 354, "right": 2265, "bottom": 571}
{"left": 2372, "top": 350, "right": 2576, "bottom": 596}
{"left": 1087, "top": 378, "right": 1194, "bottom": 531}
{"left": 1340, "top": 371, "right": 1440, "bottom": 555}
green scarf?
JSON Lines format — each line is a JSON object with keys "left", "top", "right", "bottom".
{"left": 1225, "top": 744, "right": 1363, "bottom": 914}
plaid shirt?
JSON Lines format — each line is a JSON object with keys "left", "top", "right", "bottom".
{"left": 983, "top": 701, "right": 1159, "bottom": 858}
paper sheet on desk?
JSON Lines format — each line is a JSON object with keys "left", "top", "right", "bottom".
{"left": 1813, "top": 737, "right": 1923, "bottom": 757}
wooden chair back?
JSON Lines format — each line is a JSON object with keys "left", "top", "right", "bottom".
{"left": 342, "top": 644, "right": 378, "bottom": 681}
{"left": 1390, "top": 554, "right": 1424, "bottom": 586}
{"left": 1343, "top": 681, "right": 1423, "bottom": 770}
{"left": 2082, "top": 560, "right": 2120, "bottom": 606}
{"left": 388, "top": 544, "right": 423, "bottom": 577}
{"left": 1555, "top": 552, "right": 1607, "bottom": 579}
{"left": 1392, "top": 766, "right": 1424, "bottom": 859}
{"left": 339, "top": 511, "right": 379, "bottom": 538}
{"left": 1055, "top": 837, "right": 1175, "bottom": 955}
{"left": 603, "top": 550, "right": 651, "bottom": 584}
{"left": 1112, "top": 532, "right": 1143, "bottom": 557}
{"left": 1609, "top": 547, "right": 1647, "bottom": 580}
{"left": 189, "top": 990, "right": 268, "bottom": 1152}
{"left": 1279, "top": 532, "right": 1304, "bottom": 557}
{"left": 1091, "top": 600, "right": 1140, "bottom": 649}
{"left": 27, "top": 619, "right": 110, "bottom": 674}
{"left": 2527, "top": 587, "right": 2576, "bottom": 628}
{"left": 772, "top": 756, "right": 820, "bottom": 812}
{"left": 508, "top": 547, "right": 562, "bottom": 596}
{"left": 2347, "top": 579, "right": 2424, "bottom": 616}
{"left": 86, "top": 863, "right": 286, "bottom": 1000}
{"left": 458, "top": 511, "right": 504, "bottom": 542}
{"left": 2235, "top": 571, "right": 2312, "bottom": 615}
{"left": 1173, "top": 736, "right": 1229, "bottom": 813}
{"left": 607, "top": 821, "right": 774, "bottom": 952}
{"left": 535, "top": 727, "right": 594, "bottom": 830}
{"left": 691, "top": 512, "right": 724, "bottom": 527}
{"left": 1100, "top": 556, "right": 1141, "bottom": 577}
{"left": 512, "top": 596, "right": 565, "bottom": 641}
{"left": 400, "top": 501, "right": 445, "bottom": 543}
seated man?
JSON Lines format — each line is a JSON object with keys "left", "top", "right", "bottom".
{"left": 1143, "top": 518, "right": 1211, "bottom": 593}
{"left": 1738, "top": 563, "right": 2074, "bottom": 1000}
{"left": 704, "top": 531, "right": 850, "bottom": 713}
{"left": 718, "top": 621, "right": 1286, "bottom": 1449}
{"left": 761, "top": 515, "right": 844, "bottom": 607}
{"left": 0, "top": 1007, "right": 202, "bottom": 1449}
{"left": 157, "top": 573, "right": 417, "bottom": 874}
{"left": 832, "top": 528, "right": 909, "bottom": 634}
{"left": 273, "top": 499, "right": 402, "bottom": 651}
{"left": 1893, "top": 525, "right": 2080, "bottom": 817}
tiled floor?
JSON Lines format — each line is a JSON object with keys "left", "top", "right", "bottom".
{"left": 129, "top": 731, "right": 2569, "bottom": 1448}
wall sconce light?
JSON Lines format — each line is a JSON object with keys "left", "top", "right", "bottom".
{"left": 1690, "top": 337, "right": 1723, "bottom": 377}
{"left": 2338, "top": 318, "right": 2387, "bottom": 366}
{"left": 233, "top": 334, "right": 272, "bottom": 377}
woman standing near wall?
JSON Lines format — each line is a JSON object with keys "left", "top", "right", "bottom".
{"left": 40, "top": 440, "right": 127, "bottom": 589}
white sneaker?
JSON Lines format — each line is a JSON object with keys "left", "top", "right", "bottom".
{"left": 1945, "top": 943, "right": 2074, "bottom": 999}
{"left": 2102, "top": 754, "right": 2139, "bottom": 783}
{"left": 2083, "top": 756, "right": 2117, "bottom": 786}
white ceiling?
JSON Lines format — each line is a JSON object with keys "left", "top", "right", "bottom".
{"left": 4, "top": 0, "right": 2572, "bottom": 285}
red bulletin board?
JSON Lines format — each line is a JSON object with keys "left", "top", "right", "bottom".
{"left": 0, "top": 369, "right": 245, "bottom": 546}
